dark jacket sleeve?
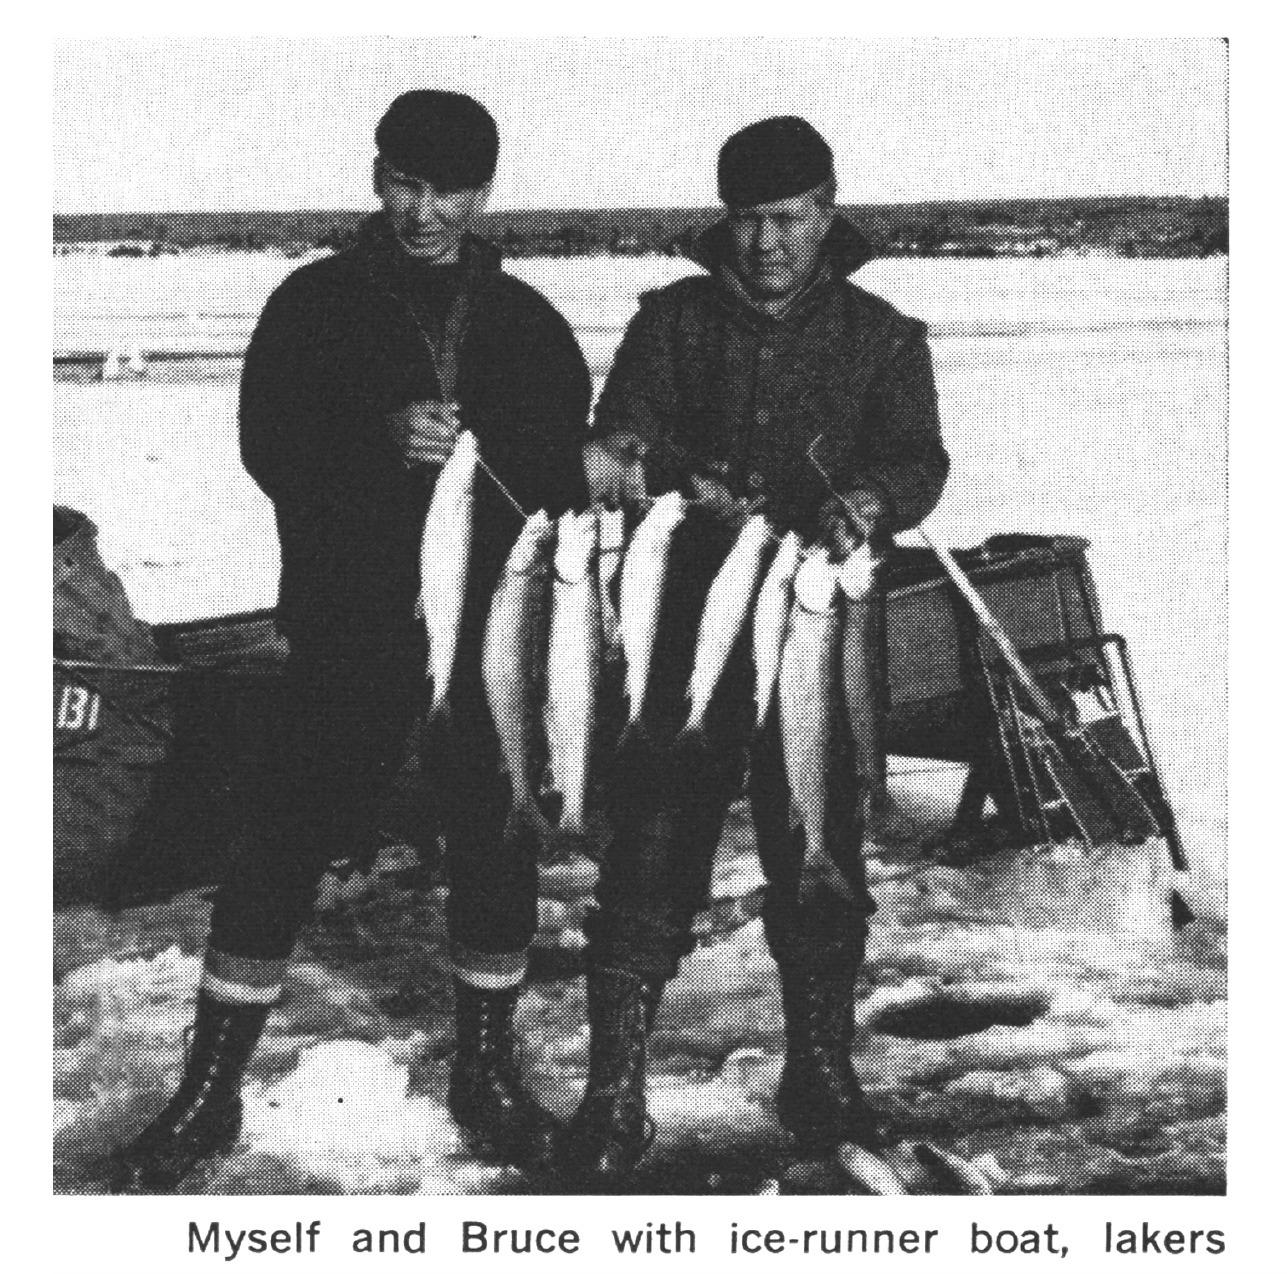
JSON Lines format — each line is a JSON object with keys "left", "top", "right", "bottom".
{"left": 591, "top": 292, "right": 679, "bottom": 449}
{"left": 239, "top": 269, "right": 402, "bottom": 509}
{"left": 850, "top": 330, "right": 949, "bottom": 531}
{"left": 466, "top": 284, "right": 593, "bottom": 518}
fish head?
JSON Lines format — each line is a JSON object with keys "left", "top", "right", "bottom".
{"left": 793, "top": 547, "right": 839, "bottom": 613}
{"left": 508, "top": 509, "right": 554, "bottom": 575}
{"left": 838, "top": 542, "right": 877, "bottom": 600}
{"left": 741, "top": 513, "right": 774, "bottom": 555}
{"left": 554, "top": 509, "right": 598, "bottom": 580}
{"left": 597, "top": 506, "right": 626, "bottom": 553}
{"left": 451, "top": 430, "right": 479, "bottom": 464}
{"left": 650, "top": 490, "right": 687, "bottom": 531}
{"left": 769, "top": 530, "right": 803, "bottom": 583}
{"left": 436, "top": 429, "right": 479, "bottom": 490}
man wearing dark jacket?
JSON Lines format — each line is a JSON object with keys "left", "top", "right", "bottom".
{"left": 559, "top": 117, "right": 948, "bottom": 1185}
{"left": 112, "top": 91, "right": 591, "bottom": 1191}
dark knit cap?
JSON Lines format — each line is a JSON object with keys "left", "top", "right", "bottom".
{"left": 375, "top": 91, "right": 499, "bottom": 191}
{"left": 718, "top": 116, "right": 834, "bottom": 208}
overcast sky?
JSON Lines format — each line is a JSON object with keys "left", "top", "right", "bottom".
{"left": 53, "top": 37, "right": 1227, "bottom": 213}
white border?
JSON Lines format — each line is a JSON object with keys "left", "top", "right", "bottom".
{"left": 29, "top": 11, "right": 1269, "bottom": 1271}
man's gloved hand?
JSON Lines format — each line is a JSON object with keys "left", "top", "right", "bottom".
{"left": 583, "top": 432, "right": 649, "bottom": 510}
{"left": 388, "top": 399, "right": 462, "bottom": 467}
{"left": 819, "top": 487, "right": 887, "bottom": 557}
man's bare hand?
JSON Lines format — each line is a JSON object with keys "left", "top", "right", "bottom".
{"left": 584, "top": 432, "right": 649, "bottom": 509}
{"left": 688, "top": 474, "right": 766, "bottom": 527}
{"left": 388, "top": 400, "right": 461, "bottom": 467}
{"left": 819, "top": 488, "right": 885, "bottom": 558}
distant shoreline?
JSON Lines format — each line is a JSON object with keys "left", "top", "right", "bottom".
{"left": 55, "top": 196, "right": 1227, "bottom": 261}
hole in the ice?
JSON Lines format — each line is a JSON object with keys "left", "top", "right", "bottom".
{"left": 868, "top": 989, "right": 1050, "bottom": 1040}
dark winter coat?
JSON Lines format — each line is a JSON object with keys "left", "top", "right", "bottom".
{"left": 591, "top": 217, "right": 948, "bottom": 534}
{"left": 240, "top": 215, "right": 592, "bottom": 640}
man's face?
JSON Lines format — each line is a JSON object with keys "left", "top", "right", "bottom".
{"left": 374, "top": 160, "right": 490, "bottom": 261}
{"left": 726, "top": 186, "right": 835, "bottom": 300}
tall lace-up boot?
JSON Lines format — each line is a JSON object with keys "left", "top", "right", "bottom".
{"left": 773, "top": 944, "right": 885, "bottom": 1154}
{"left": 108, "top": 990, "right": 271, "bottom": 1192}
{"left": 554, "top": 965, "right": 663, "bottom": 1190}
{"left": 446, "top": 979, "right": 559, "bottom": 1170}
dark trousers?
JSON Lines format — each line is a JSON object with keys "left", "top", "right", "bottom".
{"left": 587, "top": 515, "right": 876, "bottom": 983}
{"left": 209, "top": 563, "right": 536, "bottom": 963}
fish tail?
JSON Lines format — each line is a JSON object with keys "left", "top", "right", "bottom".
{"left": 679, "top": 703, "right": 706, "bottom": 738}
{"left": 557, "top": 802, "right": 586, "bottom": 838}
{"left": 425, "top": 693, "right": 453, "bottom": 727}
{"left": 504, "top": 794, "right": 555, "bottom": 851}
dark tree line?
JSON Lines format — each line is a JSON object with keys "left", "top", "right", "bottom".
{"left": 56, "top": 197, "right": 1228, "bottom": 260}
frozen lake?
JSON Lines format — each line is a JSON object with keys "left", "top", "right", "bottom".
{"left": 54, "top": 252, "right": 1227, "bottom": 1195}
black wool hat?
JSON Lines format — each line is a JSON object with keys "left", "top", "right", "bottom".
{"left": 717, "top": 116, "right": 834, "bottom": 208}
{"left": 375, "top": 91, "right": 499, "bottom": 191}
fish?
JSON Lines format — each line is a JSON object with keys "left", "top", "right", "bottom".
{"left": 546, "top": 510, "right": 599, "bottom": 836}
{"left": 597, "top": 505, "right": 626, "bottom": 652}
{"left": 838, "top": 543, "right": 882, "bottom": 826}
{"left": 618, "top": 491, "right": 687, "bottom": 732}
{"left": 419, "top": 430, "right": 478, "bottom": 717}
{"left": 912, "top": 1142, "right": 995, "bottom": 1195}
{"left": 483, "top": 510, "right": 556, "bottom": 844}
{"left": 752, "top": 530, "right": 802, "bottom": 730}
{"left": 682, "top": 514, "right": 774, "bottom": 735}
{"left": 834, "top": 1143, "right": 908, "bottom": 1195}
{"left": 778, "top": 548, "right": 854, "bottom": 904}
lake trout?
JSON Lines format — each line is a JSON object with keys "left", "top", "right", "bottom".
{"left": 483, "top": 509, "right": 555, "bottom": 843}
{"left": 779, "top": 549, "right": 854, "bottom": 904}
{"left": 618, "top": 491, "right": 686, "bottom": 732}
{"left": 912, "top": 1142, "right": 994, "bottom": 1195}
{"left": 420, "top": 429, "right": 477, "bottom": 717}
{"left": 835, "top": 1143, "right": 908, "bottom": 1195}
{"left": 546, "top": 510, "right": 599, "bottom": 836}
{"left": 682, "top": 514, "right": 773, "bottom": 735}
{"left": 838, "top": 543, "right": 881, "bottom": 825}
{"left": 752, "top": 530, "right": 802, "bottom": 730}
{"left": 597, "top": 505, "right": 626, "bottom": 652}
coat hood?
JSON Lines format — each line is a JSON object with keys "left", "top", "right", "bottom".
{"left": 687, "top": 213, "right": 874, "bottom": 277}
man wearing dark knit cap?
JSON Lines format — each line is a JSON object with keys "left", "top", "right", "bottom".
{"left": 111, "top": 90, "right": 591, "bottom": 1191}
{"left": 561, "top": 117, "right": 948, "bottom": 1186}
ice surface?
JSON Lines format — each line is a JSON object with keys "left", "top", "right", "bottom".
{"left": 53, "top": 255, "right": 1226, "bottom": 1194}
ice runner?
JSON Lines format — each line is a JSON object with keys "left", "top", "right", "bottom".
{"left": 564, "top": 116, "right": 950, "bottom": 1186}
{"left": 109, "top": 90, "right": 591, "bottom": 1190}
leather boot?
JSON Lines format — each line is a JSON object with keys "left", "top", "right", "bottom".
{"left": 108, "top": 991, "right": 270, "bottom": 1192}
{"left": 774, "top": 949, "right": 885, "bottom": 1154}
{"left": 446, "top": 979, "right": 559, "bottom": 1170}
{"left": 554, "top": 966, "right": 662, "bottom": 1190}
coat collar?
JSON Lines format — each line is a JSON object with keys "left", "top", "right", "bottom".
{"left": 686, "top": 214, "right": 873, "bottom": 328}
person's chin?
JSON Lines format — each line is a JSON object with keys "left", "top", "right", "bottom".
{"left": 396, "top": 233, "right": 457, "bottom": 260}
{"left": 748, "top": 272, "right": 796, "bottom": 298}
